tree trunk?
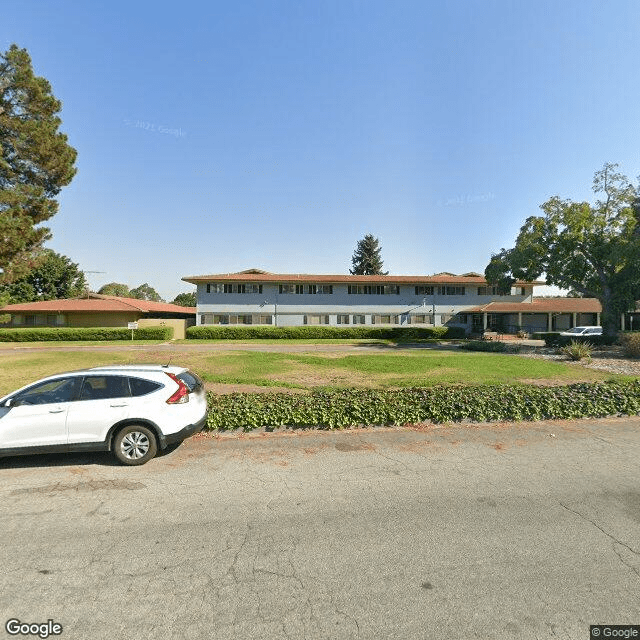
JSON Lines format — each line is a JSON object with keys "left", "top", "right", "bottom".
{"left": 599, "top": 294, "right": 620, "bottom": 337}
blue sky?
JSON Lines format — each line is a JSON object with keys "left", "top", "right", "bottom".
{"left": 4, "top": 0, "right": 640, "bottom": 300}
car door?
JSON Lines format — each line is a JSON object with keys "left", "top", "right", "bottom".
{"left": 0, "top": 377, "right": 81, "bottom": 450}
{"left": 66, "top": 375, "right": 132, "bottom": 445}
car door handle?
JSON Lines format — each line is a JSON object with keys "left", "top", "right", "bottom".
{"left": 110, "top": 402, "right": 128, "bottom": 407}
{"left": 49, "top": 408, "right": 65, "bottom": 414}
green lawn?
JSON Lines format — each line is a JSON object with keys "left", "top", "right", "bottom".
{"left": 0, "top": 347, "right": 624, "bottom": 397}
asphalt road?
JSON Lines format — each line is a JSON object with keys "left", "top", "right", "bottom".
{"left": 1, "top": 418, "right": 639, "bottom": 640}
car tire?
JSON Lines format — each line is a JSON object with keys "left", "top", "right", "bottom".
{"left": 113, "top": 425, "right": 157, "bottom": 466}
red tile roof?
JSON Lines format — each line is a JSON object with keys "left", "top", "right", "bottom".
{"left": 182, "top": 270, "right": 541, "bottom": 286}
{"left": 466, "top": 298, "right": 602, "bottom": 313}
{"left": 1, "top": 294, "right": 195, "bottom": 315}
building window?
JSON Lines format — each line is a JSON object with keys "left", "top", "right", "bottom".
{"left": 336, "top": 314, "right": 350, "bottom": 324}
{"left": 348, "top": 285, "right": 400, "bottom": 295}
{"left": 207, "top": 283, "right": 225, "bottom": 293}
{"left": 279, "top": 284, "right": 295, "bottom": 294}
{"left": 257, "top": 315, "right": 273, "bottom": 325}
{"left": 304, "top": 314, "right": 330, "bottom": 325}
{"left": 437, "top": 286, "right": 465, "bottom": 296}
{"left": 372, "top": 315, "right": 392, "bottom": 324}
{"left": 411, "top": 314, "right": 433, "bottom": 324}
{"left": 295, "top": 284, "right": 304, "bottom": 294}
{"left": 246, "top": 284, "right": 263, "bottom": 294}
{"left": 352, "top": 315, "right": 366, "bottom": 324}
{"left": 477, "top": 286, "right": 500, "bottom": 296}
{"left": 511, "top": 286, "right": 526, "bottom": 296}
{"left": 348, "top": 285, "right": 368, "bottom": 295}
{"left": 415, "top": 286, "right": 434, "bottom": 295}
{"left": 223, "top": 283, "right": 244, "bottom": 294}
{"left": 219, "top": 283, "right": 263, "bottom": 294}
{"left": 306, "top": 284, "right": 334, "bottom": 294}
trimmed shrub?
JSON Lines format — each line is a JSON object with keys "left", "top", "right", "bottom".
{"left": 560, "top": 340, "right": 592, "bottom": 361}
{"left": 532, "top": 332, "right": 559, "bottom": 341}
{"left": 206, "top": 380, "right": 640, "bottom": 431}
{"left": 619, "top": 331, "right": 640, "bottom": 358}
{"left": 0, "top": 326, "right": 174, "bottom": 342}
{"left": 187, "top": 325, "right": 466, "bottom": 340}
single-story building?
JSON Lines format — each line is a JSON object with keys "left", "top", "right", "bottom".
{"left": 0, "top": 293, "right": 196, "bottom": 339}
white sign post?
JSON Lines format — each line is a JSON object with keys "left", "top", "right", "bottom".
{"left": 128, "top": 322, "right": 138, "bottom": 340}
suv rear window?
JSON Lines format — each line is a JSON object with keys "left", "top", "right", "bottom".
{"left": 177, "top": 371, "right": 202, "bottom": 392}
{"left": 129, "top": 377, "right": 162, "bottom": 397}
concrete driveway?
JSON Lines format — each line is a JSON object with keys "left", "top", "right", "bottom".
{"left": 1, "top": 418, "right": 639, "bottom": 639}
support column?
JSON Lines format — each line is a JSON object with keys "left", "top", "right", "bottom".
{"left": 518, "top": 312, "right": 522, "bottom": 329}
{"left": 596, "top": 312, "right": 601, "bottom": 327}
{"left": 483, "top": 313, "right": 488, "bottom": 330}
{"left": 547, "top": 313, "right": 553, "bottom": 332}
{"left": 572, "top": 312, "right": 577, "bottom": 328}
{"left": 621, "top": 314, "right": 625, "bottom": 331}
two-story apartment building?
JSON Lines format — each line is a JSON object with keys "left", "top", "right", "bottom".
{"left": 182, "top": 268, "right": 605, "bottom": 333}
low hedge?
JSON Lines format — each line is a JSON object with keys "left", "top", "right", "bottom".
{"left": 0, "top": 326, "right": 174, "bottom": 342}
{"left": 531, "top": 332, "right": 559, "bottom": 341}
{"left": 187, "top": 325, "right": 466, "bottom": 340}
{"left": 541, "top": 334, "right": 618, "bottom": 347}
{"left": 206, "top": 380, "right": 640, "bottom": 431}
{"left": 459, "top": 340, "right": 518, "bottom": 353}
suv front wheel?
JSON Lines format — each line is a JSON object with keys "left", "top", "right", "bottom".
{"left": 113, "top": 425, "right": 158, "bottom": 466}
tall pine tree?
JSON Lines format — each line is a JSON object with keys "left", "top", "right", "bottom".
{"left": 350, "top": 234, "right": 388, "bottom": 275}
{"left": 0, "top": 45, "right": 77, "bottom": 283}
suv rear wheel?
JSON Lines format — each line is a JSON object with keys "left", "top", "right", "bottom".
{"left": 113, "top": 425, "right": 157, "bottom": 465}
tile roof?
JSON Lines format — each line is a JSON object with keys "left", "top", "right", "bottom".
{"left": 466, "top": 298, "right": 602, "bottom": 313}
{"left": 1, "top": 294, "right": 195, "bottom": 315}
{"left": 182, "top": 270, "right": 540, "bottom": 286}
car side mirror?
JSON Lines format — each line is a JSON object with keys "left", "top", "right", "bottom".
{"left": 2, "top": 398, "right": 13, "bottom": 408}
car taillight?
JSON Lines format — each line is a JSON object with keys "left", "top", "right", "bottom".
{"left": 165, "top": 373, "right": 189, "bottom": 404}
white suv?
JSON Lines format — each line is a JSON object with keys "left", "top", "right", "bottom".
{"left": 559, "top": 326, "right": 603, "bottom": 337}
{"left": 0, "top": 365, "right": 207, "bottom": 465}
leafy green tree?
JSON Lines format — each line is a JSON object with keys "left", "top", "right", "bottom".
{"left": 485, "top": 163, "right": 640, "bottom": 336}
{"left": 172, "top": 292, "right": 196, "bottom": 307}
{"left": 0, "top": 45, "right": 77, "bottom": 283}
{"left": 0, "top": 290, "right": 9, "bottom": 323}
{"left": 350, "top": 234, "right": 388, "bottom": 275}
{"left": 98, "top": 283, "right": 131, "bottom": 297}
{"left": 0, "top": 250, "right": 87, "bottom": 303}
{"left": 129, "top": 283, "right": 163, "bottom": 302}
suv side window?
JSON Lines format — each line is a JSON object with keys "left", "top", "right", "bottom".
{"left": 79, "top": 376, "right": 131, "bottom": 401}
{"left": 13, "top": 377, "right": 81, "bottom": 406}
{"left": 129, "top": 377, "right": 162, "bottom": 397}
